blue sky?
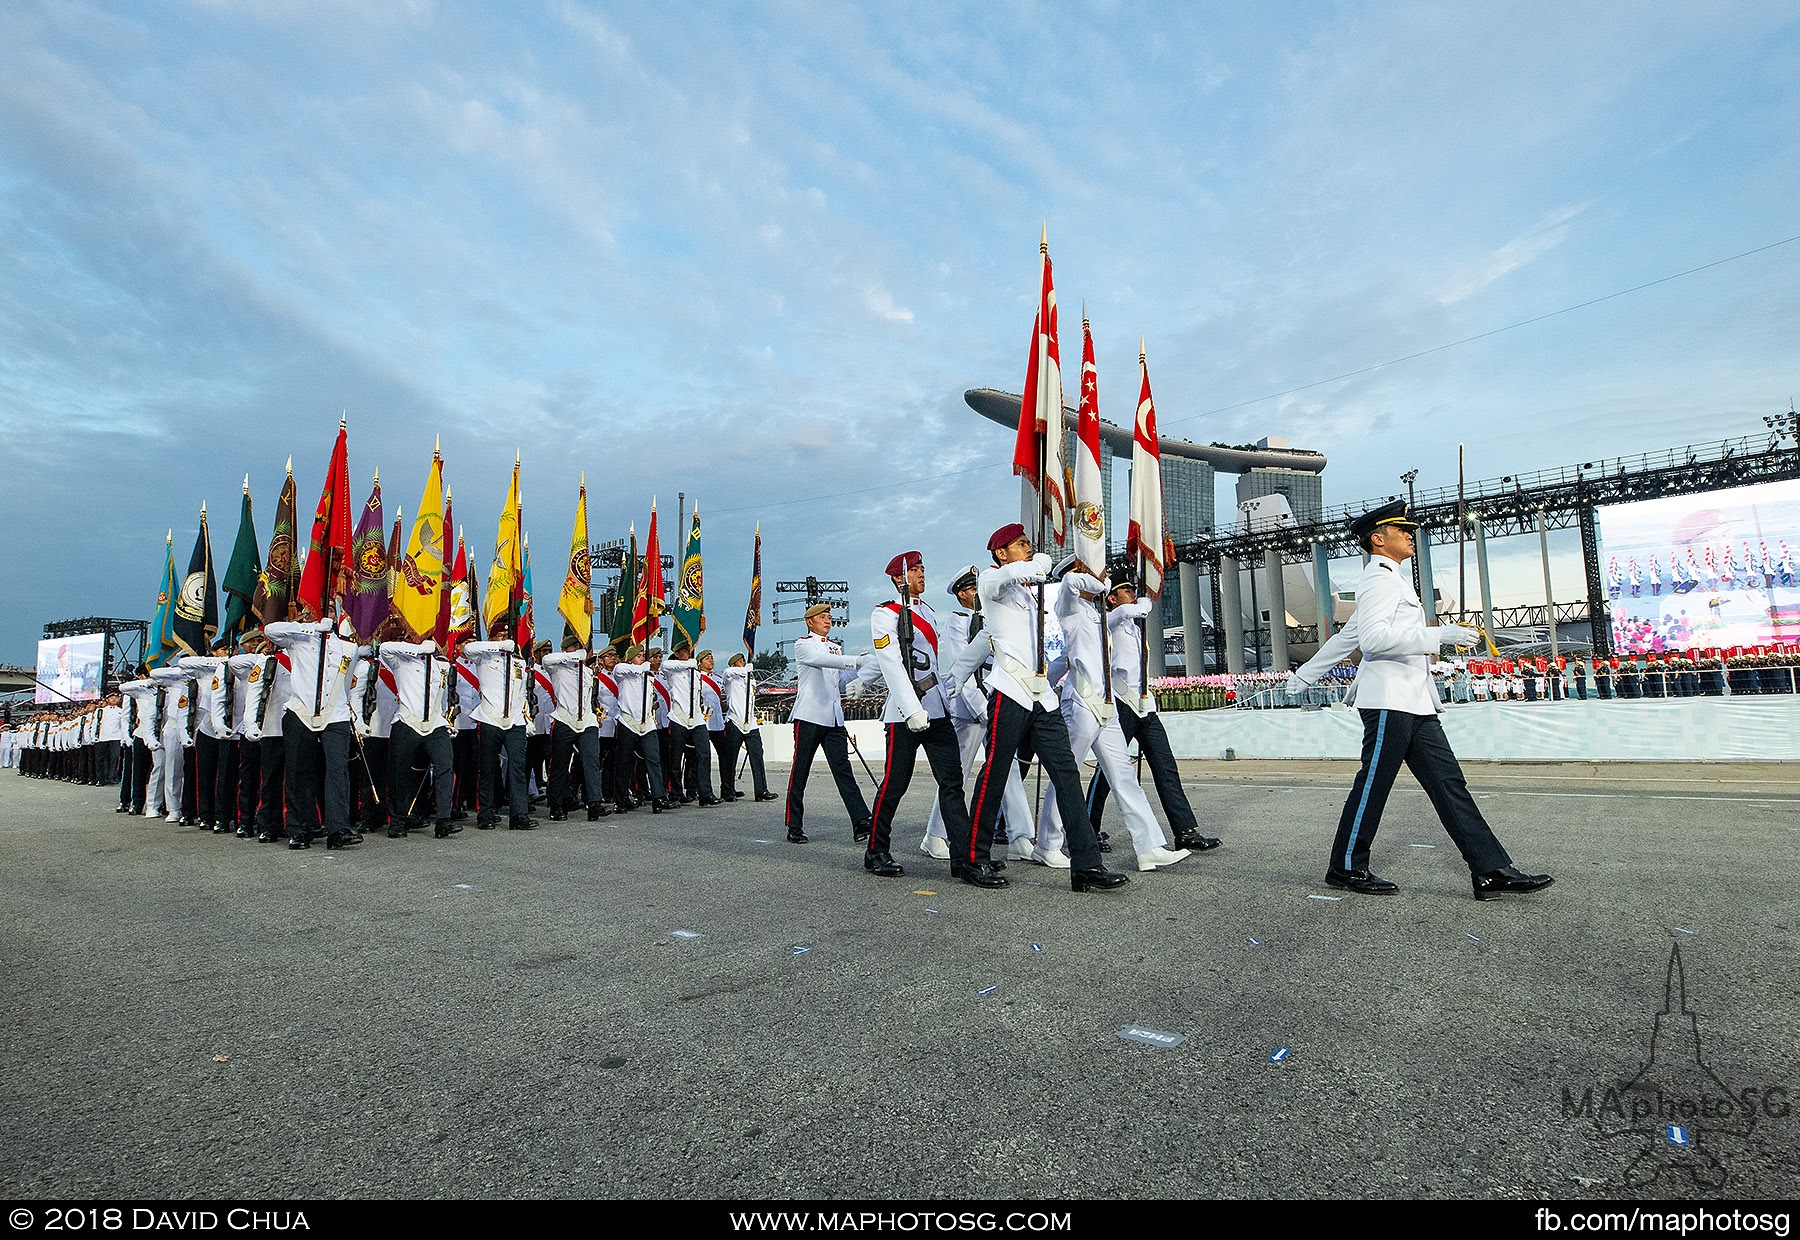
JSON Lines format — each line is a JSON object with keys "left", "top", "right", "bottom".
{"left": 3, "top": 0, "right": 1798, "bottom": 664}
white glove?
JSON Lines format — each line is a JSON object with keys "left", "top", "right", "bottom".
{"left": 905, "top": 710, "right": 930, "bottom": 733}
{"left": 1284, "top": 673, "right": 1308, "bottom": 696}
{"left": 1436, "top": 624, "right": 1480, "bottom": 649}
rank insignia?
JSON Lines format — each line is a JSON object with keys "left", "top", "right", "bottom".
{"left": 873, "top": 635, "right": 891, "bottom": 649}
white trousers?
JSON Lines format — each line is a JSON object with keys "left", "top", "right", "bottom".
{"left": 143, "top": 743, "right": 168, "bottom": 816}
{"left": 159, "top": 726, "right": 186, "bottom": 816}
{"left": 1037, "top": 695, "right": 1166, "bottom": 856}
{"left": 923, "top": 712, "right": 1034, "bottom": 844}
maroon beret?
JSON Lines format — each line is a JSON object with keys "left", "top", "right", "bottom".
{"left": 884, "top": 550, "right": 922, "bottom": 577}
{"left": 986, "top": 522, "right": 1027, "bottom": 553}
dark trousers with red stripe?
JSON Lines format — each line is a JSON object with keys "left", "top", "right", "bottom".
{"left": 967, "top": 693, "right": 1102, "bottom": 872}
{"left": 869, "top": 716, "right": 969, "bottom": 856}
{"left": 786, "top": 721, "right": 870, "bottom": 835}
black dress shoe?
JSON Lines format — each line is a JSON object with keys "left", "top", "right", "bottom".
{"left": 451, "top": 809, "right": 469, "bottom": 821}
{"left": 587, "top": 804, "right": 608, "bottom": 820}
{"left": 614, "top": 801, "right": 634, "bottom": 814}
{"left": 326, "top": 832, "right": 362, "bottom": 849}
{"left": 508, "top": 816, "right": 537, "bottom": 830}
{"left": 864, "top": 850, "right": 905, "bottom": 877}
{"left": 549, "top": 810, "right": 568, "bottom": 822}
{"left": 1472, "top": 865, "right": 1555, "bottom": 900}
{"left": 236, "top": 825, "right": 254, "bottom": 839}
{"left": 1325, "top": 867, "right": 1398, "bottom": 894}
{"left": 1071, "top": 867, "right": 1130, "bottom": 893}
{"left": 755, "top": 792, "right": 778, "bottom": 802}
{"left": 951, "top": 862, "right": 1008, "bottom": 889}
{"left": 386, "top": 824, "right": 407, "bottom": 838}
{"left": 433, "top": 820, "right": 462, "bottom": 838}
{"left": 787, "top": 830, "right": 809, "bottom": 843}
{"left": 698, "top": 796, "right": 722, "bottom": 807}
{"left": 476, "top": 818, "right": 498, "bottom": 830}
{"left": 287, "top": 836, "right": 309, "bottom": 850}
{"left": 651, "top": 798, "right": 677, "bottom": 814}
{"left": 1096, "top": 832, "right": 1112, "bottom": 853}
{"left": 1175, "top": 831, "right": 1222, "bottom": 851}
{"left": 115, "top": 805, "right": 131, "bottom": 814}
{"left": 853, "top": 819, "right": 872, "bottom": 843}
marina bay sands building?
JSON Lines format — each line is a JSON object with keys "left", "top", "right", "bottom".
{"left": 965, "top": 389, "right": 1328, "bottom": 671}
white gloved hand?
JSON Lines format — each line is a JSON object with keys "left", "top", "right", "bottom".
{"left": 906, "top": 710, "right": 930, "bottom": 733}
{"left": 1284, "top": 673, "right": 1308, "bottom": 696}
{"left": 1437, "top": 624, "right": 1481, "bottom": 649}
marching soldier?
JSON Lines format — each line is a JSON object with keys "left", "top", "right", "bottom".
{"left": 265, "top": 614, "right": 362, "bottom": 850}
{"left": 1085, "top": 571, "right": 1220, "bottom": 854}
{"left": 613, "top": 644, "right": 675, "bottom": 812}
{"left": 541, "top": 635, "right": 609, "bottom": 821}
{"left": 862, "top": 551, "right": 974, "bottom": 879}
{"left": 720, "top": 654, "right": 776, "bottom": 802}
{"left": 785, "top": 603, "right": 872, "bottom": 845}
{"left": 379, "top": 636, "right": 461, "bottom": 838}
{"left": 952, "top": 523, "right": 1127, "bottom": 894}
{"left": 462, "top": 618, "right": 535, "bottom": 830}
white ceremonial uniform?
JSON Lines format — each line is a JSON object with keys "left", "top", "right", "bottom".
{"left": 612, "top": 662, "right": 657, "bottom": 736}
{"left": 265, "top": 621, "right": 358, "bottom": 729}
{"left": 975, "top": 554, "right": 1058, "bottom": 711}
{"left": 379, "top": 643, "right": 454, "bottom": 736}
{"left": 462, "top": 640, "right": 530, "bottom": 729}
{"left": 662, "top": 657, "right": 704, "bottom": 730}
{"left": 121, "top": 678, "right": 164, "bottom": 815}
{"left": 792, "top": 634, "right": 861, "bottom": 726}
{"left": 541, "top": 652, "right": 599, "bottom": 733}
{"left": 594, "top": 667, "right": 620, "bottom": 739}
{"left": 721, "top": 665, "right": 758, "bottom": 732}
{"left": 1037, "top": 573, "right": 1185, "bottom": 869}
{"left": 149, "top": 665, "right": 192, "bottom": 818}
{"left": 178, "top": 656, "right": 231, "bottom": 740}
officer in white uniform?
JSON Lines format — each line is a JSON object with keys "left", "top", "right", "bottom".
{"left": 541, "top": 635, "right": 608, "bottom": 821}
{"left": 954, "top": 523, "right": 1126, "bottom": 893}
{"left": 720, "top": 655, "right": 775, "bottom": 802}
{"left": 120, "top": 673, "right": 160, "bottom": 815}
{"left": 240, "top": 631, "right": 293, "bottom": 842}
{"left": 379, "top": 637, "right": 460, "bottom": 837}
{"left": 265, "top": 615, "right": 362, "bottom": 850}
{"left": 612, "top": 644, "right": 674, "bottom": 812}
{"left": 697, "top": 651, "right": 730, "bottom": 797}
{"left": 925, "top": 566, "right": 1037, "bottom": 862}
{"left": 1084, "top": 573, "right": 1220, "bottom": 855}
{"left": 462, "top": 619, "right": 534, "bottom": 830}
{"left": 784, "top": 603, "right": 871, "bottom": 845}
{"left": 862, "top": 551, "right": 975, "bottom": 879}
{"left": 1040, "top": 560, "right": 1190, "bottom": 871}
{"left": 662, "top": 640, "right": 720, "bottom": 805}
{"left": 1286, "top": 501, "right": 1555, "bottom": 900}
{"left": 148, "top": 662, "right": 193, "bottom": 823}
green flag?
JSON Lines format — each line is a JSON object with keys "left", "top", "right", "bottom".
{"left": 221, "top": 480, "right": 261, "bottom": 644}
{"left": 673, "top": 504, "right": 704, "bottom": 650}
{"left": 608, "top": 526, "right": 638, "bottom": 652}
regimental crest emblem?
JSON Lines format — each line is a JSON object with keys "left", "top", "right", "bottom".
{"left": 571, "top": 546, "right": 592, "bottom": 586}
{"left": 681, "top": 561, "right": 703, "bottom": 605}
{"left": 1074, "top": 501, "right": 1103, "bottom": 539}
{"left": 267, "top": 533, "right": 294, "bottom": 575}
{"left": 356, "top": 541, "right": 386, "bottom": 583}
{"left": 177, "top": 694, "right": 188, "bottom": 708}
{"left": 248, "top": 667, "right": 262, "bottom": 683}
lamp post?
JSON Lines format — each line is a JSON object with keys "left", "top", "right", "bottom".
{"left": 1402, "top": 468, "right": 1420, "bottom": 598}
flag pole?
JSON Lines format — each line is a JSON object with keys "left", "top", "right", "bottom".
{"left": 1035, "top": 225, "right": 1049, "bottom": 677}
{"left": 1138, "top": 339, "right": 1150, "bottom": 707}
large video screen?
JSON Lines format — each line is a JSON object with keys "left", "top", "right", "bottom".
{"left": 35, "top": 633, "right": 106, "bottom": 704}
{"left": 1597, "top": 478, "right": 1800, "bottom": 655}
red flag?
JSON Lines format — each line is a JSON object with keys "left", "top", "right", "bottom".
{"left": 436, "top": 488, "right": 455, "bottom": 647}
{"left": 1127, "top": 344, "right": 1168, "bottom": 599}
{"left": 1013, "top": 227, "right": 1067, "bottom": 545}
{"left": 296, "top": 418, "right": 352, "bottom": 619}
{"left": 634, "top": 502, "right": 665, "bottom": 646}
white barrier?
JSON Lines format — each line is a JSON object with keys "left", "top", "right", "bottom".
{"left": 1159, "top": 698, "right": 1800, "bottom": 763}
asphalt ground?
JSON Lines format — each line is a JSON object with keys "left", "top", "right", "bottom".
{"left": 2, "top": 758, "right": 1797, "bottom": 1202}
